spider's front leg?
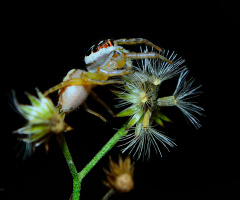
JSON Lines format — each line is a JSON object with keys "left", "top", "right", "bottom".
{"left": 124, "top": 52, "right": 173, "bottom": 65}
{"left": 44, "top": 70, "right": 125, "bottom": 96}
{"left": 114, "top": 38, "right": 163, "bottom": 52}
{"left": 114, "top": 38, "right": 173, "bottom": 64}
{"left": 44, "top": 80, "right": 70, "bottom": 96}
{"left": 44, "top": 69, "right": 124, "bottom": 115}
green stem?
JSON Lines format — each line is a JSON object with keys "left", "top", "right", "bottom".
{"left": 61, "top": 125, "right": 127, "bottom": 200}
{"left": 78, "top": 125, "right": 127, "bottom": 180}
{"left": 61, "top": 135, "right": 78, "bottom": 179}
{"left": 72, "top": 178, "right": 81, "bottom": 200}
{"left": 61, "top": 135, "right": 80, "bottom": 200}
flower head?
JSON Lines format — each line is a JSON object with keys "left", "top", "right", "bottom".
{"left": 13, "top": 88, "right": 72, "bottom": 157}
{"left": 112, "top": 51, "right": 184, "bottom": 159}
{"left": 112, "top": 72, "right": 157, "bottom": 128}
{"left": 103, "top": 156, "right": 134, "bottom": 193}
{"left": 113, "top": 49, "right": 203, "bottom": 159}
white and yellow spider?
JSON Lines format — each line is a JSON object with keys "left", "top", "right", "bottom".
{"left": 44, "top": 38, "right": 173, "bottom": 120}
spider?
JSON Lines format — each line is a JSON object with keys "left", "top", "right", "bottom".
{"left": 44, "top": 38, "right": 173, "bottom": 121}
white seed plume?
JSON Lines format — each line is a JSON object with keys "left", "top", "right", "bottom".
{"left": 120, "top": 126, "right": 176, "bottom": 160}
{"left": 157, "top": 69, "right": 204, "bottom": 129}
{"left": 136, "top": 48, "right": 186, "bottom": 85}
{"left": 173, "top": 70, "right": 204, "bottom": 129}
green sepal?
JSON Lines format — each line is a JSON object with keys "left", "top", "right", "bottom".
{"left": 26, "top": 92, "right": 41, "bottom": 107}
{"left": 116, "top": 105, "right": 139, "bottom": 117}
{"left": 157, "top": 111, "right": 172, "bottom": 122}
{"left": 111, "top": 90, "right": 136, "bottom": 103}
{"left": 153, "top": 116, "right": 164, "bottom": 127}
{"left": 127, "top": 109, "right": 144, "bottom": 127}
{"left": 14, "top": 123, "right": 43, "bottom": 134}
{"left": 36, "top": 88, "right": 56, "bottom": 114}
{"left": 36, "top": 88, "right": 44, "bottom": 99}
{"left": 19, "top": 105, "right": 39, "bottom": 120}
{"left": 27, "top": 126, "right": 50, "bottom": 142}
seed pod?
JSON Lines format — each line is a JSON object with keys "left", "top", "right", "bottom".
{"left": 58, "top": 69, "right": 93, "bottom": 113}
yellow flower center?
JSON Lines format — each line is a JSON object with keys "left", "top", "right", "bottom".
{"left": 140, "top": 91, "right": 148, "bottom": 103}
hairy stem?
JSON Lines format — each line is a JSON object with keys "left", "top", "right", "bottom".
{"left": 61, "top": 135, "right": 80, "bottom": 200}
{"left": 62, "top": 125, "right": 127, "bottom": 199}
{"left": 79, "top": 125, "right": 127, "bottom": 180}
{"left": 62, "top": 135, "right": 78, "bottom": 179}
{"left": 72, "top": 178, "right": 81, "bottom": 200}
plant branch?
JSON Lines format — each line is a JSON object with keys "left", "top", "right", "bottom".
{"left": 61, "top": 125, "right": 127, "bottom": 200}
{"left": 78, "top": 125, "right": 127, "bottom": 180}
{"left": 61, "top": 135, "right": 78, "bottom": 179}
{"left": 61, "top": 135, "right": 81, "bottom": 200}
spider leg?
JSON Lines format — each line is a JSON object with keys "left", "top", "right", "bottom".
{"left": 114, "top": 38, "right": 163, "bottom": 52}
{"left": 67, "top": 78, "right": 125, "bottom": 86}
{"left": 124, "top": 52, "right": 173, "bottom": 65}
{"left": 44, "top": 80, "right": 70, "bottom": 96}
{"left": 90, "top": 90, "right": 114, "bottom": 116}
{"left": 44, "top": 77, "right": 94, "bottom": 96}
{"left": 44, "top": 76, "right": 124, "bottom": 96}
{"left": 82, "top": 102, "right": 107, "bottom": 122}
{"left": 97, "top": 68, "right": 134, "bottom": 76}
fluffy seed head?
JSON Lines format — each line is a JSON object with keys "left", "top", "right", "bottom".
{"left": 113, "top": 70, "right": 176, "bottom": 159}
{"left": 113, "top": 49, "right": 203, "bottom": 159}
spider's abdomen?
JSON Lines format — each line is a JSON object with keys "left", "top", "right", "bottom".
{"left": 58, "top": 69, "right": 92, "bottom": 113}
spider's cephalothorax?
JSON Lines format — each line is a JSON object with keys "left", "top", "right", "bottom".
{"left": 85, "top": 39, "right": 132, "bottom": 73}
{"left": 44, "top": 38, "right": 173, "bottom": 120}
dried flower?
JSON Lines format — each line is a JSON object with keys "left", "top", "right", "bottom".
{"left": 103, "top": 156, "right": 134, "bottom": 193}
{"left": 13, "top": 88, "right": 72, "bottom": 157}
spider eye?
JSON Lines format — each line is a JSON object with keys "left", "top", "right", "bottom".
{"left": 92, "top": 45, "right": 99, "bottom": 53}
{"left": 107, "top": 39, "right": 114, "bottom": 47}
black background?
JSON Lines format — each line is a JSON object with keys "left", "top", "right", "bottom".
{"left": 1, "top": 1, "right": 239, "bottom": 200}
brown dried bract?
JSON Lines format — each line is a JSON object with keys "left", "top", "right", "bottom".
{"left": 103, "top": 155, "right": 134, "bottom": 193}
